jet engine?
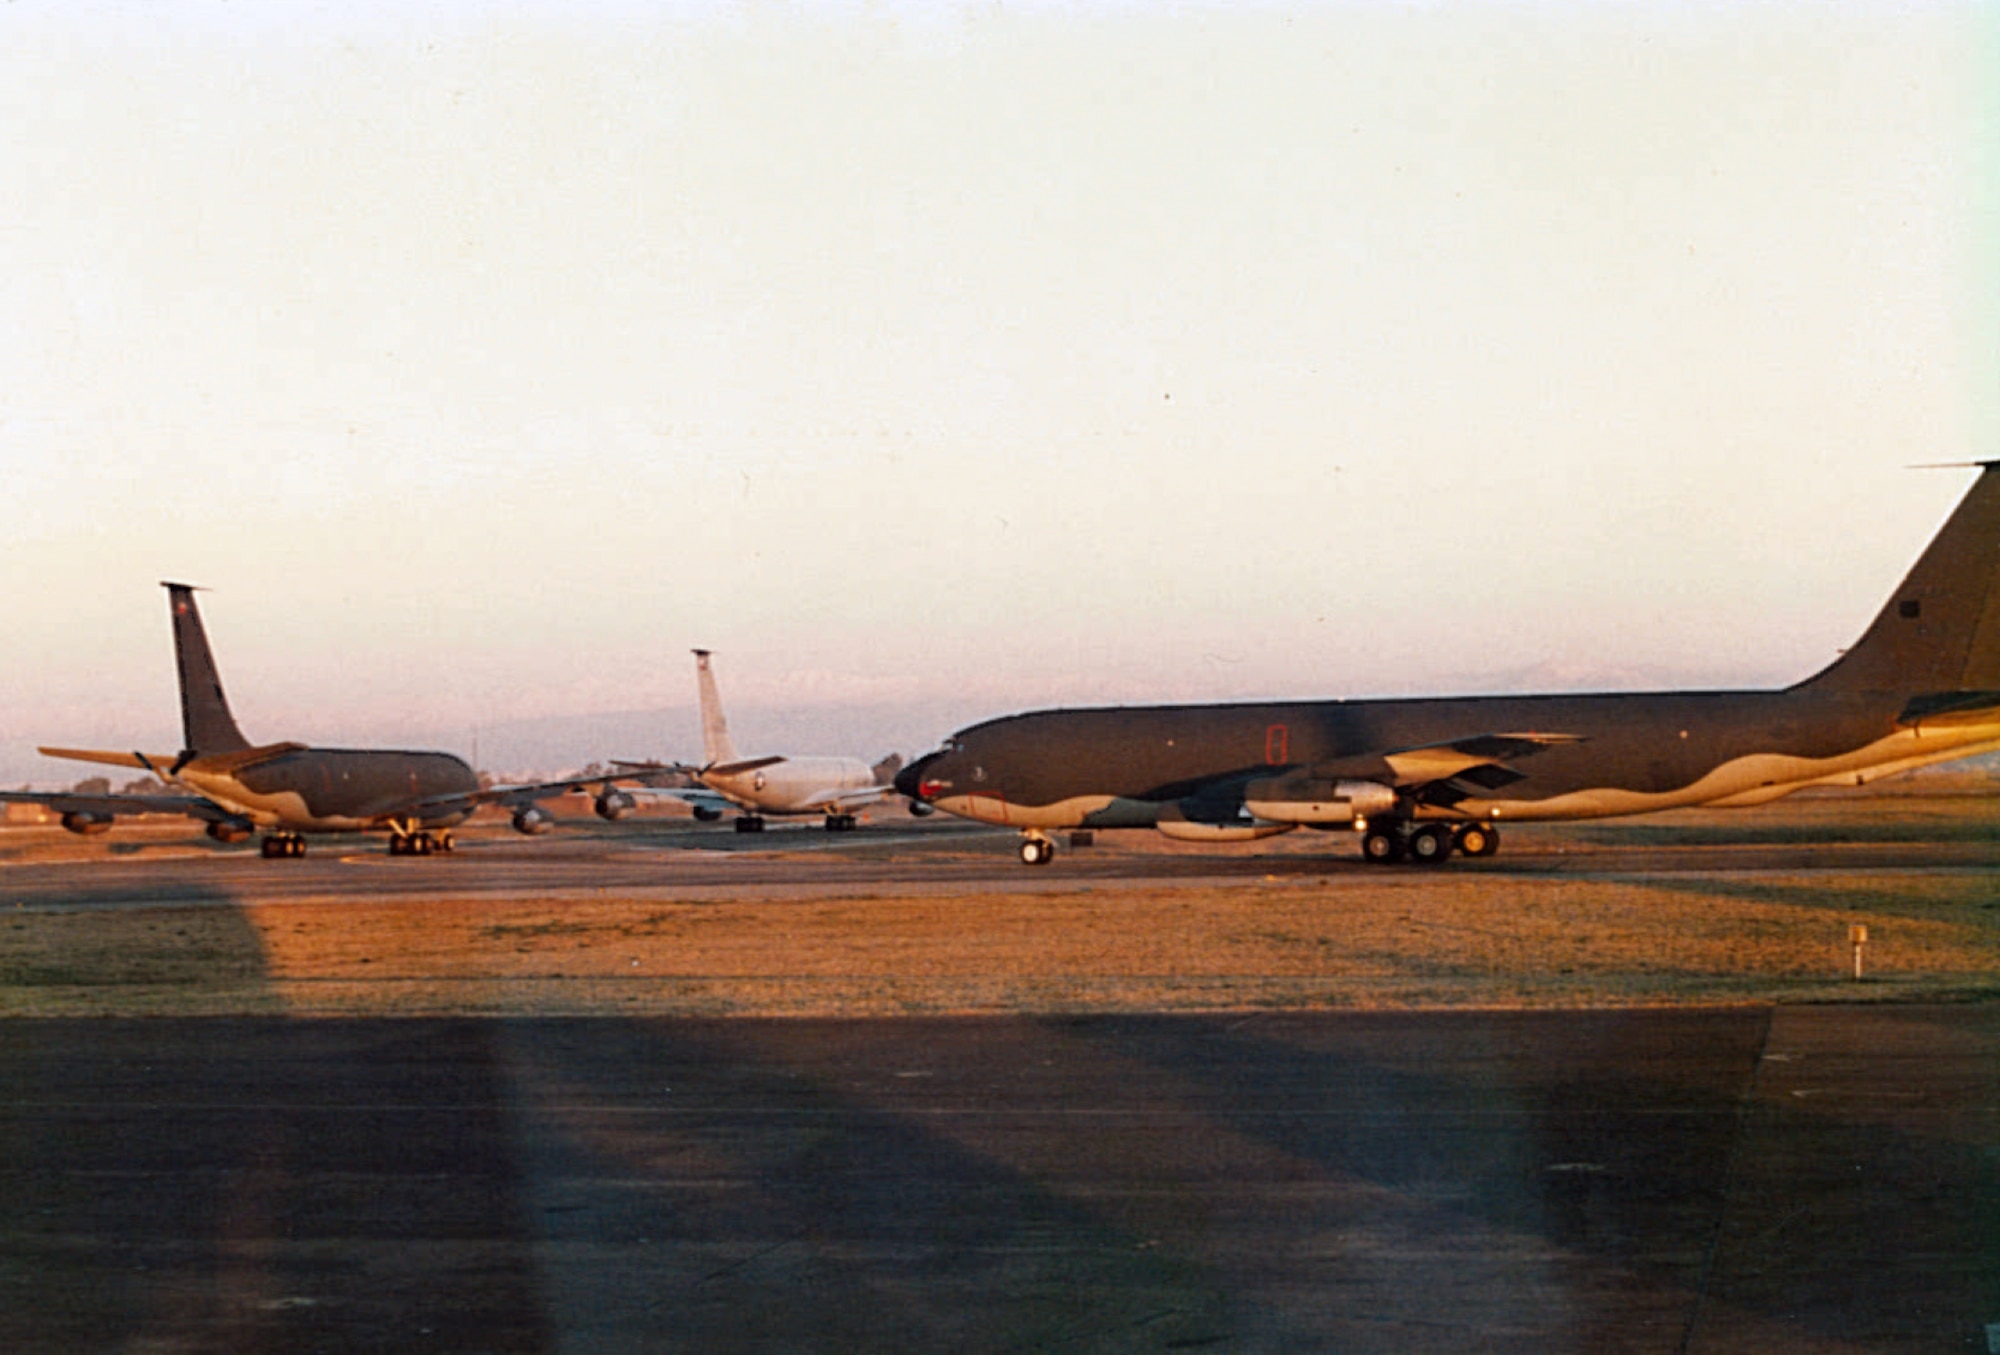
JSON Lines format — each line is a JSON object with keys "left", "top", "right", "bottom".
{"left": 1154, "top": 801, "right": 1295, "bottom": 843}
{"left": 59, "top": 810, "right": 114, "bottom": 836}
{"left": 511, "top": 805, "right": 555, "bottom": 835}
{"left": 593, "top": 791, "right": 637, "bottom": 821}
{"left": 1242, "top": 777, "right": 1397, "bottom": 826}
{"left": 205, "top": 818, "right": 255, "bottom": 844}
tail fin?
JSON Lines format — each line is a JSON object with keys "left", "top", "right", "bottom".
{"left": 1795, "top": 463, "right": 2000, "bottom": 695}
{"left": 162, "top": 583, "right": 252, "bottom": 754}
{"left": 692, "top": 649, "right": 739, "bottom": 766}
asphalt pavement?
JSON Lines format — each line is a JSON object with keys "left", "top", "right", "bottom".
{"left": 3, "top": 1006, "right": 1995, "bottom": 1354}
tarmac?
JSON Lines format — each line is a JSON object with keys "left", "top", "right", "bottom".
{"left": 3, "top": 1006, "right": 1997, "bottom": 1354}
{"left": 3, "top": 812, "right": 1998, "bottom": 1352}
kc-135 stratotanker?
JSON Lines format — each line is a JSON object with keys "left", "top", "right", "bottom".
{"left": 897, "top": 463, "right": 2000, "bottom": 866}
{"left": 2, "top": 585, "right": 637, "bottom": 857}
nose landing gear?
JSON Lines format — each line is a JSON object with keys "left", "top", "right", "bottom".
{"left": 1018, "top": 831, "right": 1056, "bottom": 866}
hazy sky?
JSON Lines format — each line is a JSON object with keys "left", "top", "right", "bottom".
{"left": 3, "top": 1, "right": 1996, "bottom": 782}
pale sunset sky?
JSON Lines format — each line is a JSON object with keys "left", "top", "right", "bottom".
{"left": 3, "top": 1, "right": 1996, "bottom": 782}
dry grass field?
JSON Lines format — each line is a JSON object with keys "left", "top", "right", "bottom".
{"left": 4, "top": 780, "right": 1998, "bottom": 1018}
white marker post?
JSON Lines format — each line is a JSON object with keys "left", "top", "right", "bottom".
{"left": 1849, "top": 924, "right": 1869, "bottom": 981}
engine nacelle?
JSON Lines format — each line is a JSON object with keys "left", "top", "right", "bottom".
{"left": 594, "top": 791, "right": 638, "bottom": 821}
{"left": 59, "top": 810, "right": 114, "bottom": 836}
{"left": 205, "top": 818, "right": 255, "bottom": 844}
{"left": 511, "top": 805, "right": 555, "bottom": 835}
{"left": 1243, "top": 778, "right": 1398, "bottom": 826}
{"left": 1154, "top": 801, "right": 1296, "bottom": 843}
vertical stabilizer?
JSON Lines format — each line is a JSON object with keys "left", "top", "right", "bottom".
{"left": 162, "top": 583, "right": 252, "bottom": 754}
{"left": 1795, "top": 463, "right": 2000, "bottom": 695}
{"left": 692, "top": 649, "right": 739, "bottom": 766}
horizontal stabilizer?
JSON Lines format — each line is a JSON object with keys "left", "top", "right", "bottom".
{"left": 38, "top": 747, "right": 165, "bottom": 771}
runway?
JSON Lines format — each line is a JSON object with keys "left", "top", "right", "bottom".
{"left": 3, "top": 1007, "right": 1995, "bottom": 1354}
{"left": 3, "top": 800, "right": 1997, "bottom": 1350}
{"left": 5, "top": 805, "right": 2000, "bottom": 910}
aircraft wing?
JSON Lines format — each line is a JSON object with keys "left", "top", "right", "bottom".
{"left": 0, "top": 788, "right": 209, "bottom": 816}
{"left": 1379, "top": 732, "right": 1587, "bottom": 786}
{"left": 399, "top": 772, "right": 644, "bottom": 819}
{"left": 624, "top": 785, "right": 737, "bottom": 816}
{"left": 0, "top": 787, "right": 250, "bottom": 833}
{"left": 1372, "top": 731, "right": 1586, "bottom": 806}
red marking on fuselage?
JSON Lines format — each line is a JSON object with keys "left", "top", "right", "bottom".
{"left": 1265, "top": 724, "right": 1289, "bottom": 765}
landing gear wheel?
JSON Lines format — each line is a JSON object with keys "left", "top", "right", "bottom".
{"left": 263, "top": 834, "right": 306, "bottom": 859}
{"left": 734, "top": 816, "right": 765, "bottom": 834}
{"left": 825, "top": 814, "right": 857, "bottom": 832}
{"left": 1454, "top": 823, "right": 1499, "bottom": 858}
{"left": 1361, "top": 827, "right": 1406, "bottom": 865}
{"left": 1407, "top": 823, "right": 1455, "bottom": 866}
{"left": 1018, "top": 836, "right": 1055, "bottom": 866}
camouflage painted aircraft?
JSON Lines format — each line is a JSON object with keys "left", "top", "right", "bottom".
{"left": 896, "top": 463, "right": 2000, "bottom": 866}
{"left": 615, "top": 649, "right": 895, "bottom": 833}
{"left": 0, "top": 583, "right": 630, "bottom": 858}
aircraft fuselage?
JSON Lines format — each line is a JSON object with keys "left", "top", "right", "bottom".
{"left": 702, "top": 755, "right": 880, "bottom": 815}
{"left": 175, "top": 745, "right": 480, "bottom": 832}
{"left": 901, "top": 688, "right": 2000, "bottom": 832}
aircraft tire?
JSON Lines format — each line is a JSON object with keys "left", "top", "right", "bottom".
{"left": 734, "top": 816, "right": 764, "bottom": 834}
{"left": 1455, "top": 824, "right": 1499, "bottom": 858}
{"left": 1361, "top": 827, "right": 1405, "bottom": 865}
{"left": 1408, "top": 824, "right": 1454, "bottom": 866}
{"left": 1019, "top": 837, "right": 1054, "bottom": 866}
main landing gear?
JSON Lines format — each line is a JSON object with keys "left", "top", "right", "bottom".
{"left": 1018, "top": 831, "right": 1056, "bottom": 866}
{"left": 1360, "top": 822, "right": 1500, "bottom": 866}
{"left": 388, "top": 830, "right": 453, "bottom": 857}
{"left": 734, "top": 815, "right": 765, "bottom": 834}
{"left": 259, "top": 833, "right": 307, "bottom": 859}
{"left": 824, "top": 814, "right": 858, "bottom": 832}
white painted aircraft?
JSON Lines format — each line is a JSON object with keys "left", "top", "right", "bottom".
{"left": 617, "top": 650, "right": 897, "bottom": 833}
